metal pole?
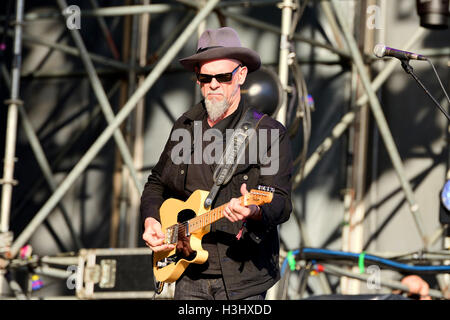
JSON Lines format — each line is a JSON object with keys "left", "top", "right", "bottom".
{"left": 9, "top": 0, "right": 221, "bottom": 259}
{"left": 341, "top": 0, "right": 375, "bottom": 295}
{"left": 56, "top": 0, "right": 143, "bottom": 195}
{"left": 88, "top": 0, "right": 120, "bottom": 59}
{"left": 319, "top": 0, "right": 344, "bottom": 49}
{"left": 34, "top": 265, "right": 73, "bottom": 279}
{"left": 40, "top": 256, "right": 79, "bottom": 266}
{"left": 1, "top": 1, "right": 278, "bottom": 21}
{"left": 0, "top": 0, "right": 26, "bottom": 299}
{"left": 1, "top": 0, "right": 24, "bottom": 233}
{"left": 275, "top": 0, "right": 295, "bottom": 126}
{"left": 179, "top": 0, "right": 351, "bottom": 60}
{"left": 292, "top": 27, "right": 427, "bottom": 189}
{"left": 110, "top": 0, "right": 134, "bottom": 248}
{"left": 7, "top": 272, "right": 28, "bottom": 300}
{"left": 127, "top": 0, "right": 151, "bottom": 248}
{"left": 267, "top": 0, "right": 294, "bottom": 300}
{"left": 118, "top": 1, "right": 140, "bottom": 247}
{"left": 329, "top": 0, "right": 428, "bottom": 248}
{"left": 9, "top": 82, "right": 121, "bottom": 223}
{"left": 321, "top": 263, "right": 444, "bottom": 299}
{"left": 81, "top": 4, "right": 182, "bottom": 16}
{"left": 0, "top": 66, "right": 84, "bottom": 250}
{"left": 21, "top": 68, "right": 129, "bottom": 79}
{"left": 0, "top": 0, "right": 25, "bottom": 298}
{"left": 1, "top": 66, "right": 81, "bottom": 250}
{"left": 17, "top": 105, "right": 84, "bottom": 249}
{"left": 220, "top": 10, "right": 351, "bottom": 60}
{"left": 0, "top": 28, "right": 133, "bottom": 71}
{"left": 153, "top": 10, "right": 195, "bottom": 63}
{"left": 0, "top": 4, "right": 180, "bottom": 21}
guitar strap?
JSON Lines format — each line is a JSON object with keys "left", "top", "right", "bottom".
{"left": 204, "top": 108, "right": 266, "bottom": 209}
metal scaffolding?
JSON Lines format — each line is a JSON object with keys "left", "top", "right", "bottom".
{"left": 0, "top": 0, "right": 448, "bottom": 300}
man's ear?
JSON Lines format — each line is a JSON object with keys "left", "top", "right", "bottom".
{"left": 238, "top": 66, "right": 248, "bottom": 85}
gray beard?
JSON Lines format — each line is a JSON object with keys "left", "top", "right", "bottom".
{"left": 204, "top": 98, "right": 229, "bottom": 122}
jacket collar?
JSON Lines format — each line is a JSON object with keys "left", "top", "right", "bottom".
{"left": 182, "top": 101, "right": 207, "bottom": 122}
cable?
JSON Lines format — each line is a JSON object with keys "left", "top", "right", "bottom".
{"left": 289, "top": 0, "right": 309, "bottom": 41}
{"left": 281, "top": 249, "right": 299, "bottom": 275}
{"left": 281, "top": 248, "right": 450, "bottom": 276}
{"left": 426, "top": 58, "right": 450, "bottom": 106}
{"left": 289, "top": 59, "right": 312, "bottom": 183}
{"left": 400, "top": 59, "right": 450, "bottom": 121}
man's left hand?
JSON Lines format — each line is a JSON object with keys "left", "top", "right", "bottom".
{"left": 224, "top": 183, "right": 262, "bottom": 222}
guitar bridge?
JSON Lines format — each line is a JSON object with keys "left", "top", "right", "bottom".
{"left": 165, "top": 224, "right": 178, "bottom": 245}
{"left": 156, "top": 256, "right": 176, "bottom": 268}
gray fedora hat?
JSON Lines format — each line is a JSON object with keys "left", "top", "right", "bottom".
{"left": 179, "top": 27, "right": 261, "bottom": 73}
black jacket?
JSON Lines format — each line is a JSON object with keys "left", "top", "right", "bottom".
{"left": 140, "top": 100, "right": 293, "bottom": 299}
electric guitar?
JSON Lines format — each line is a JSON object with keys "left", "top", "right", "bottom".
{"left": 152, "top": 186, "right": 274, "bottom": 285}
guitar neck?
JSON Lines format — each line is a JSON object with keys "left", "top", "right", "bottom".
{"left": 187, "top": 196, "right": 245, "bottom": 234}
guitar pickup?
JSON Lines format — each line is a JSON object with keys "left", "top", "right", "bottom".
{"left": 164, "top": 224, "right": 178, "bottom": 245}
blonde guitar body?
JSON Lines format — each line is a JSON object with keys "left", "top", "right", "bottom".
{"left": 152, "top": 186, "right": 274, "bottom": 285}
{"left": 153, "top": 190, "right": 210, "bottom": 283}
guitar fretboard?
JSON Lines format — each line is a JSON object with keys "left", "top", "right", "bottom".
{"left": 187, "top": 196, "right": 245, "bottom": 234}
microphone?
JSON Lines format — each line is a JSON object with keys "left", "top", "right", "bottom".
{"left": 373, "top": 44, "right": 427, "bottom": 61}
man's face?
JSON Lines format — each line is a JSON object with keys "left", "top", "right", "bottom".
{"left": 197, "top": 59, "right": 247, "bottom": 121}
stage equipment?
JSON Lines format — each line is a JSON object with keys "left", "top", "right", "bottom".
{"left": 373, "top": 45, "right": 450, "bottom": 121}
{"left": 76, "top": 248, "right": 155, "bottom": 299}
{"left": 416, "top": 0, "right": 449, "bottom": 29}
{"left": 241, "top": 66, "right": 284, "bottom": 116}
{"left": 374, "top": 44, "right": 427, "bottom": 61}
{"left": 440, "top": 180, "right": 450, "bottom": 224}
{"left": 375, "top": 43, "right": 450, "bottom": 224}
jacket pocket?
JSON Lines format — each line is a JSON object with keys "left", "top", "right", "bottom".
{"left": 231, "top": 164, "right": 260, "bottom": 192}
{"left": 160, "top": 154, "right": 187, "bottom": 196}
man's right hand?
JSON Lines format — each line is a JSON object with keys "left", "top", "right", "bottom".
{"left": 142, "top": 217, "right": 176, "bottom": 252}
{"left": 401, "top": 275, "right": 431, "bottom": 300}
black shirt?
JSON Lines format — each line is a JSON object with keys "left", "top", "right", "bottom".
{"left": 184, "top": 101, "right": 244, "bottom": 275}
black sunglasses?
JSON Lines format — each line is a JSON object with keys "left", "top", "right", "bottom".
{"left": 196, "top": 65, "right": 242, "bottom": 83}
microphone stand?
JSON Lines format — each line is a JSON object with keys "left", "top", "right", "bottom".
{"left": 400, "top": 59, "right": 450, "bottom": 121}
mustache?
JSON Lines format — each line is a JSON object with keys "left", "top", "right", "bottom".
{"left": 206, "top": 90, "right": 224, "bottom": 96}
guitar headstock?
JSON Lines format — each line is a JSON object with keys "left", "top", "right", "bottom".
{"left": 244, "top": 185, "right": 275, "bottom": 206}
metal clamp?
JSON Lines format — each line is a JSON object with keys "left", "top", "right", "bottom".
{"left": 0, "top": 178, "right": 19, "bottom": 186}
{"left": 84, "top": 264, "right": 101, "bottom": 284}
{"left": 0, "top": 231, "right": 13, "bottom": 254}
{"left": 99, "top": 259, "right": 116, "bottom": 289}
{"left": 4, "top": 99, "right": 23, "bottom": 106}
{"left": 277, "top": 0, "right": 297, "bottom": 10}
